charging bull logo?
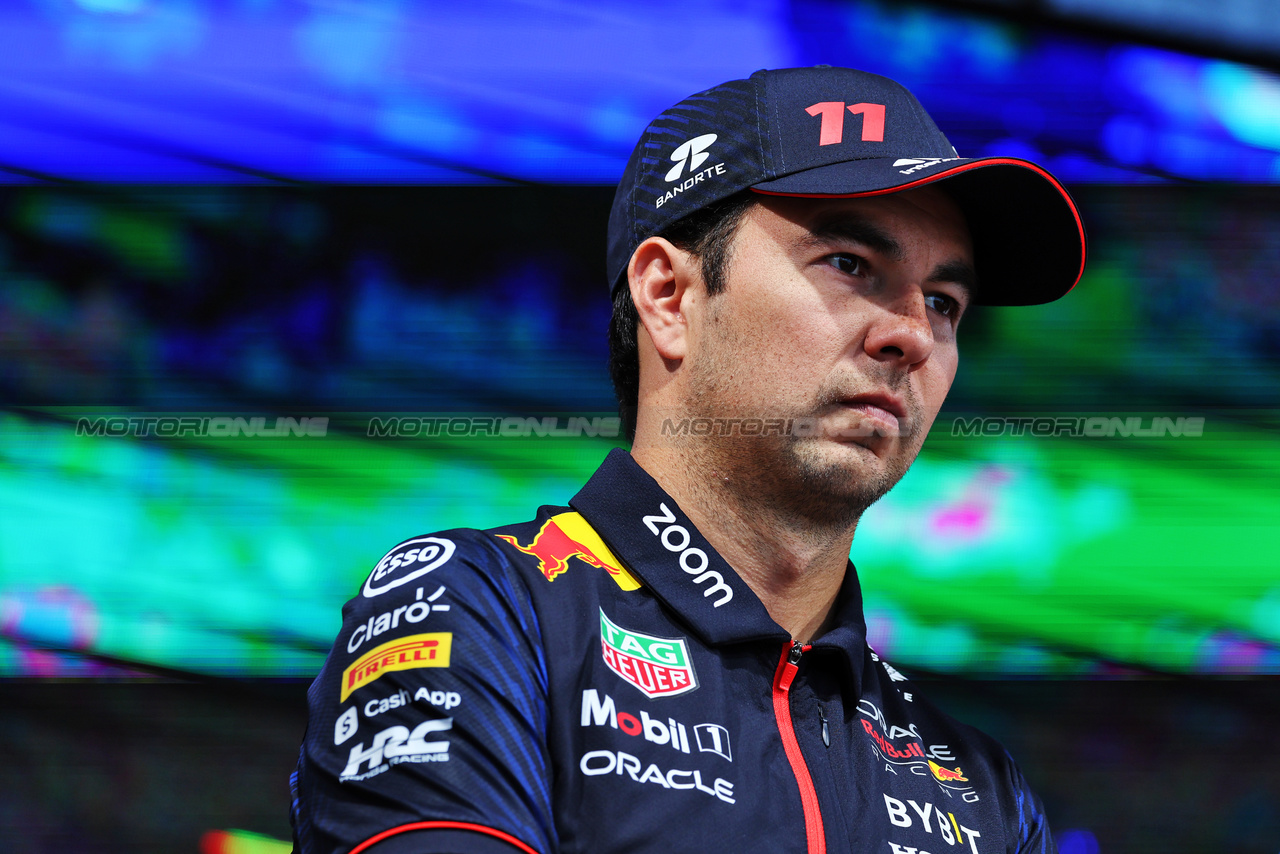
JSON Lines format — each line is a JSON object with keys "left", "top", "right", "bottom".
{"left": 928, "top": 760, "right": 968, "bottom": 783}
{"left": 498, "top": 513, "right": 640, "bottom": 591}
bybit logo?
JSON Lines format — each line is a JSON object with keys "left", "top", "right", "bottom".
{"left": 665, "top": 134, "right": 718, "bottom": 182}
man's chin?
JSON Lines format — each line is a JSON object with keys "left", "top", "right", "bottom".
{"left": 802, "top": 428, "right": 903, "bottom": 468}
{"left": 784, "top": 438, "right": 913, "bottom": 520}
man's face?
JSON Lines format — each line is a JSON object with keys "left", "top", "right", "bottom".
{"left": 680, "top": 185, "right": 974, "bottom": 524}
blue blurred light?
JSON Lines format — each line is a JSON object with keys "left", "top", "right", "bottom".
{"left": 1203, "top": 62, "right": 1280, "bottom": 152}
{"left": 1151, "top": 127, "right": 1277, "bottom": 181}
{"left": 377, "top": 96, "right": 476, "bottom": 155}
{"left": 61, "top": 0, "right": 208, "bottom": 72}
{"left": 295, "top": 2, "right": 403, "bottom": 89}
{"left": 1101, "top": 115, "right": 1148, "bottom": 166}
{"left": 1045, "top": 151, "right": 1160, "bottom": 183}
{"left": 980, "top": 137, "right": 1044, "bottom": 162}
{"left": 1000, "top": 98, "right": 1046, "bottom": 137}
{"left": 317, "top": 141, "right": 494, "bottom": 184}
{"left": 75, "top": 0, "right": 147, "bottom": 13}
{"left": 1107, "top": 46, "right": 1212, "bottom": 128}
{"left": 1057, "top": 829, "right": 1101, "bottom": 854}
{"left": 0, "top": 1, "right": 1275, "bottom": 182}
{"left": 585, "top": 99, "right": 647, "bottom": 146}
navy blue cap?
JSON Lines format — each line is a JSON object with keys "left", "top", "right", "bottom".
{"left": 607, "top": 66, "right": 1086, "bottom": 306}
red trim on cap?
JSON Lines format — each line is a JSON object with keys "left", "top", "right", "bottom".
{"left": 751, "top": 158, "right": 1087, "bottom": 297}
{"left": 350, "top": 821, "right": 541, "bottom": 854}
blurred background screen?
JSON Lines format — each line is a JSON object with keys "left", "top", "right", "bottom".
{"left": 0, "top": 1, "right": 1278, "bottom": 852}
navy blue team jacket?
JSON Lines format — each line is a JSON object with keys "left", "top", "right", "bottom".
{"left": 291, "top": 449, "right": 1056, "bottom": 854}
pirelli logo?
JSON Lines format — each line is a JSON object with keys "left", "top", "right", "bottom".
{"left": 341, "top": 633, "right": 452, "bottom": 701}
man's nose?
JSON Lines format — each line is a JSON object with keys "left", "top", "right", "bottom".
{"left": 862, "top": 288, "right": 934, "bottom": 369}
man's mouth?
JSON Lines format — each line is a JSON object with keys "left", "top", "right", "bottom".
{"left": 834, "top": 392, "right": 908, "bottom": 437}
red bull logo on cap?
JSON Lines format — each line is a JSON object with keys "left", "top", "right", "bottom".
{"left": 498, "top": 513, "right": 641, "bottom": 591}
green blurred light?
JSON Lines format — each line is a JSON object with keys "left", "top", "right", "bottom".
{"left": 200, "top": 828, "right": 291, "bottom": 854}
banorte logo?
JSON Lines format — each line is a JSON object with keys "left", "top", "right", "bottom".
{"left": 665, "top": 133, "right": 718, "bottom": 182}
{"left": 656, "top": 133, "right": 728, "bottom": 209}
{"left": 497, "top": 512, "right": 640, "bottom": 591}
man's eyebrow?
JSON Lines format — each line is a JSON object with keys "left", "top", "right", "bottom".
{"left": 799, "top": 214, "right": 905, "bottom": 262}
{"left": 927, "top": 259, "right": 978, "bottom": 302}
{"left": 800, "top": 211, "right": 977, "bottom": 300}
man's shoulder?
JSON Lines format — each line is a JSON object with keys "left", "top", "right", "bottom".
{"left": 333, "top": 514, "right": 551, "bottom": 630}
{"left": 862, "top": 648, "right": 1021, "bottom": 787}
{"left": 360, "top": 527, "right": 508, "bottom": 591}
{"left": 487, "top": 506, "right": 645, "bottom": 594}
{"left": 345, "top": 504, "right": 641, "bottom": 615}
{"left": 861, "top": 655, "right": 1059, "bottom": 850}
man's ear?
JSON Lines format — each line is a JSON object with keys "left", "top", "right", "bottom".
{"left": 628, "top": 236, "right": 696, "bottom": 362}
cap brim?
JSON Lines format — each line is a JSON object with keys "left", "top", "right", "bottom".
{"left": 751, "top": 157, "right": 1086, "bottom": 306}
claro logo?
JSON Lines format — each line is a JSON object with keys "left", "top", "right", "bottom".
{"left": 642, "top": 503, "right": 732, "bottom": 607}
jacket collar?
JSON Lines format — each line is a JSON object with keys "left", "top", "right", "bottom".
{"left": 571, "top": 449, "right": 868, "bottom": 671}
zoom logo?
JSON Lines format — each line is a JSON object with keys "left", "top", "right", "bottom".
{"left": 641, "top": 503, "right": 733, "bottom": 607}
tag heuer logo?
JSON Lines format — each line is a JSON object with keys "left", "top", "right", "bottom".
{"left": 599, "top": 609, "right": 697, "bottom": 698}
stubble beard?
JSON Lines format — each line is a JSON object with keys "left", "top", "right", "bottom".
{"left": 682, "top": 367, "right": 924, "bottom": 533}
{"left": 781, "top": 420, "right": 917, "bottom": 527}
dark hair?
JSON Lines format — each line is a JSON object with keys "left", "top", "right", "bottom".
{"left": 607, "top": 191, "right": 757, "bottom": 442}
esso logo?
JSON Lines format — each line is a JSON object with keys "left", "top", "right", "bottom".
{"left": 363, "top": 537, "right": 456, "bottom": 597}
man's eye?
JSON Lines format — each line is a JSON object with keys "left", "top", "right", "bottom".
{"left": 925, "top": 293, "right": 960, "bottom": 317}
{"left": 828, "top": 254, "right": 866, "bottom": 276}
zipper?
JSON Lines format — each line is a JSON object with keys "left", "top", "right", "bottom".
{"left": 817, "top": 705, "right": 829, "bottom": 748}
{"left": 772, "top": 639, "right": 826, "bottom": 854}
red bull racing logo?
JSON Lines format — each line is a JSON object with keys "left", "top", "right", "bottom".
{"left": 928, "top": 760, "right": 968, "bottom": 783}
{"left": 498, "top": 513, "right": 640, "bottom": 591}
{"left": 859, "top": 699, "right": 980, "bottom": 803}
{"left": 599, "top": 609, "right": 697, "bottom": 699}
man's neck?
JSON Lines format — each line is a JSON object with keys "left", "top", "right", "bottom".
{"left": 630, "top": 444, "right": 858, "bottom": 643}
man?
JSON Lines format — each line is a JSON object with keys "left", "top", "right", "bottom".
{"left": 291, "top": 66, "right": 1085, "bottom": 854}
